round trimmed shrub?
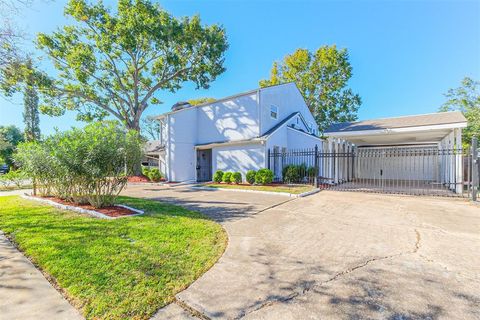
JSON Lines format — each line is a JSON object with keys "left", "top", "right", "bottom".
{"left": 213, "top": 170, "right": 224, "bottom": 183}
{"left": 222, "top": 172, "right": 232, "bottom": 183}
{"left": 230, "top": 172, "right": 242, "bottom": 184}
{"left": 147, "top": 168, "right": 162, "bottom": 182}
{"left": 246, "top": 170, "right": 256, "bottom": 184}
{"left": 283, "top": 165, "right": 301, "bottom": 183}
{"left": 255, "top": 168, "right": 273, "bottom": 185}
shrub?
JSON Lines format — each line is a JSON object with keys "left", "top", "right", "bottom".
{"left": 222, "top": 172, "right": 232, "bottom": 183}
{"left": 307, "top": 166, "right": 317, "bottom": 177}
{"left": 2, "top": 169, "right": 26, "bottom": 188}
{"left": 147, "top": 168, "right": 162, "bottom": 182}
{"left": 246, "top": 170, "right": 256, "bottom": 184}
{"left": 213, "top": 170, "right": 224, "bottom": 183}
{"left": 141, "top": 166, "right": 150, "bottom": 177}
{"left": 255, "top": 168, "right": 273, "bottom": 185}
{"left": 283, "top": 165, "right": 301, "bottom": 183}
{"left": 230, "top": 172, "right": 242, "bottom": 184}
{"left": 14, "top": 121, "right": 143, "bottom": 208}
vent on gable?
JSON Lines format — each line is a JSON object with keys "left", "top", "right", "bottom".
{"left": 171, "top": 101, "right": 192, "bottom": 111}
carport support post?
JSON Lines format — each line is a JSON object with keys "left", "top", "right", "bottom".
{"left": 472, "top": 137, "right": 478, "bottom": 201}
{"left": 314, "top": 144, "right": 319, "bottom": 188}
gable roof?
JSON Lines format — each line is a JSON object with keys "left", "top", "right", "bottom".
{"left": 155, "top": 82, "right": 298, "bottom": 119}
{"left": 325, "top": 111, "right": 467, "bottom": 134}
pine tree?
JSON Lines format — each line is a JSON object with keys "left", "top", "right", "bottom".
{"left": 23, "top": 59, "right": 40, "bottom": 142}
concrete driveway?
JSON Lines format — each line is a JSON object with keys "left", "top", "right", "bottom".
{"left": 122, "top": 185, "right": 480, "bottom": 320}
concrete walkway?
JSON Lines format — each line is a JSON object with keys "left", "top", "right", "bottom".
{"left": 123, "top": 185, "right": 480, "bottom": 320}
{"left": 0, "top": 232, "right": 83, "bottom": 320}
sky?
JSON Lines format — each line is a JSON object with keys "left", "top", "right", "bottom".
{"left": 0, "top": 0, "right": 479, "bottom": 135}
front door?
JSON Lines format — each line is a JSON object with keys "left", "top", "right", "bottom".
{"left": 196, "top": 149, "right": 212, "bottom": 182}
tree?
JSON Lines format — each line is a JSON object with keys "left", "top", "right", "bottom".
{"left": 140, "top": 115, "right": 160, "bottom": 140}
{"left": 188, "top": 97, "right": 216, "bottom": 106}
{"left": 440, "top": 77, "right": 480, "bottom": 149}
{"left": 23, "top": 58, "right": 41, "bottom": 141}
{"left": 260, "top": 46, "right": 361, "bottom": 133}
{"left": 4, "top": 0, "right": 228, "bottom": 132}
{"left": 0, "top": 125, "right": 24, "bottom": 167}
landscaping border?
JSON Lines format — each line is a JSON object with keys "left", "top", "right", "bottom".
{"left": 190, "top": 186, "right": 320, "bottom": 198}
{"left": 20, "top": 194, "right": 144, "bottom": 219}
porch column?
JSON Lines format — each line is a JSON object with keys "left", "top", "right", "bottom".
{"left": 455, "top": 128, "right": 463, "bottom": 194}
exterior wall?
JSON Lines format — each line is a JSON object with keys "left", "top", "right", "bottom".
{"left": 259, "top": 83, "right": 318, "bottom": 136}
{"left": 212, "top": 143, "right": 266, "bottom": 181}
{"left": 196, "top": 93, "right": 260, "bottom": 144}
{"left": 166, "top": 108, "right": 197, "bottom": 182}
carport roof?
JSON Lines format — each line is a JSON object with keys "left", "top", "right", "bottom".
{"left": 324, "top": 111, "right": 467, "bottom": 146}
{"left": 325, "top": 111, "right": 466, "bottom": 133}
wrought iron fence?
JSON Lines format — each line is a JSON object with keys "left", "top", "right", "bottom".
{"left": 268, "top": 140, "right": 480, "bottom": 200}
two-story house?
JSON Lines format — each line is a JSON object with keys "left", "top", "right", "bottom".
{"left": 154, "top": 82, "right": 323, "bottom": 182}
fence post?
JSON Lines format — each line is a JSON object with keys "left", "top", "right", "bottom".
{"left": 314, "top": 144, "right": 319, "bottom": 188}
{"left": 267, "top": 148, "right": 271, "bottom": 170}
{"left": 472, "top": 137, "right": 478, "bottom": 201}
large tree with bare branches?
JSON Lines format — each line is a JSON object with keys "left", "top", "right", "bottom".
{"left": 4, "top": 0, "right": 228, "bottom": 130}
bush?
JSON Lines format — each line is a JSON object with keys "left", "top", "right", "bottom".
{"left": 2, "top": 169, "right": 26, "bottom": 188}
{"left": 147, "top": 168, "right": 162, "bottom": 182}
{"left": 222, "top": 172, "right": 232, "bottom": 183}
{"left": 14, "top": 121, "right": 143, "bottom": 208}
{"left": 307, "top": 166, "right": 317, "bottom": 177}
{"left": 142, "top": 166, "right": 163, "bottom": 182}
{"left": 213, "top": 170, "right": 224, "bottom": 183}
{"left": 255, "top": 168, "right": 273, "bottom": 185}
{"left": 283, "top": 165, "right": 301, "bottom": 183}
{"left": 230, "top": 172, "right": 242, "bottom": 184}
{"left": 282, "top": 163, "right": 309, "bottom": 183}
{"left": 246, "top": 170, "right": 256, "bottom": 184}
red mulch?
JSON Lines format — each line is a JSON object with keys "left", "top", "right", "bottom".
{"left": 127, "top": 175, "right": 166, "bottom": 183}
{"left": 36, "top": 196, "right": 138, "bottom": 217}
{"left": 127, "top": 175, "right": 150, "bottom": 182}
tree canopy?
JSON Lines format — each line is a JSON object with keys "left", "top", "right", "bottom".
{"left": 188, "top": 97, "right": 216, "bottom": 106}
{"left": 2, "top": 0, "right": 228, "bottom": 131}
{"left": 23, "top": 58, "right": 41, "bottom": 141}
{"left": 260, "top": 46, "right": 361, "bottom": 133}
{"left": 440, "top": 77, "right": 480, "bottom": 148}
{"left": 0, "top": 125, "right": 24, "bottom": 167}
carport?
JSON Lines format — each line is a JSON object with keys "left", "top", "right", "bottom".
{"left": 323, "top": 111, "right": 469, "bottom": 196}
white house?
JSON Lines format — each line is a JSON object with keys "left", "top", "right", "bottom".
{"left": 154, "top": 82, "right": 323, "bottom": 182}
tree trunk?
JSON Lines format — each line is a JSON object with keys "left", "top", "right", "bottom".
{"left": 127, "top": 118, "right": 143, "bottom": 176}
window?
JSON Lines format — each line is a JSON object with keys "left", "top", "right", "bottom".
{"left": 270, "top": 105, "right": 278, "bottom": 120}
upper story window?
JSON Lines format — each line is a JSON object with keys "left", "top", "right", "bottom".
{"left": 270, "top": 105, "right": 278, "bottom": 120}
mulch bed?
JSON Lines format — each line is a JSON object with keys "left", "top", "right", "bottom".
{"left": 35, "top": 196, "right": 138, "bottom": 217}
{"left": 127, "top": 175, "right": 166, "bottom": 183}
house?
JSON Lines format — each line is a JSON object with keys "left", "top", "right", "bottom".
{"left": 154, "top": 82, "right": 323, "bottom": 182}
{"left": 324, "top": 111, "right": 468, "bottom": 194}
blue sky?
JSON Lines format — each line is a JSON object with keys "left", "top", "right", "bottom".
{"left": 1, "top": 0, "right": 479, "bottom": 135}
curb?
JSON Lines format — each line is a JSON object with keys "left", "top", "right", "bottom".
{"left": 21, "top": 194, "right": 144, "bottom": 219}
{"left": 189, "top": 186, "right": 320, "bottom": 198}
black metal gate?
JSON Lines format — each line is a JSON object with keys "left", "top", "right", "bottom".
{"left": 268, "top": 139, "right": 480, "bottom": 199}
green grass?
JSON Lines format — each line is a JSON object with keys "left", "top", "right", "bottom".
{"left": 203, "top": 183, "right": 315, "bottom": 194}
{"left": 0, "top": 196, "right": 227, "bottom": 320}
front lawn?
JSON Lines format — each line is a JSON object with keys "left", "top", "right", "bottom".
{"left": 203, "top": 183, "right": 316, "bottom": 194}
{"left": 0, "top": 196, "right": 227, "bottom": 320}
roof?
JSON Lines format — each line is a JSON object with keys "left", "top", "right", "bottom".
{"left": 144, "top": 140, "right": 164, "bottom": 154}
{"left": 325, "top": 111, "right": 467, "bottom": 133}
{"left": 155, "top": 82, "right": 297, "bottom": 119}
{"left": 195, "top": 112, "right": 320, "bottom": 149}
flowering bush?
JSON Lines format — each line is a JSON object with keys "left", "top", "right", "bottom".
{"left": 15, "top": 121, "right": 143, "bottom": 208}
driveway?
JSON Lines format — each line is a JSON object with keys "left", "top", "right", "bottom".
{"left": 124, "top": 185, "right": 480, "bottom": 319}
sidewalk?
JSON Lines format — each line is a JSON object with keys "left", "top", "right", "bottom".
{"left": 0, "top": 232, "right": 83, "bottom": 320}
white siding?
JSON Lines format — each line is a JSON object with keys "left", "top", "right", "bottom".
{"left": 196, "top": 93, "right": 260, "bottom": 144}
{"left": 259, "top": 83, "right": 317, "bottom": 136}
{"left": 166, "top": 108, "right": 197, "bottom": 182}
{"left": 212, "top": 143, "right": 265, "bottom": 180}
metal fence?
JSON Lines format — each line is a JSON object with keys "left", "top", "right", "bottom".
{"left": 268, "top": 139, "right": 480, "bottom": 200}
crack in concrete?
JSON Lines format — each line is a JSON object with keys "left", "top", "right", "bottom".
{"left": 174, "top": 298, "right": 211, "bottom": 320}
{"left": 239, "top": 228, "right": 424, "bottom": 318}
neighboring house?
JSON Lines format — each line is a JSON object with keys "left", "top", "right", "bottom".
{"left": 155, "top": 82, "right": 322, "bottom": 182}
